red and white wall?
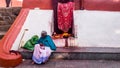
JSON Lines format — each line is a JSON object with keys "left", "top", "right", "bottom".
{"left": 1, "top": 0, "right": 120, "bottom": 49}
{"left": 1, "top": 0, "right": 120, "bottom": 11}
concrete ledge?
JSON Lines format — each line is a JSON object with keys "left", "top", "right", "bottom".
{"left": 51, "top": 52, "right": 120, "bottom": 60}
{"left": 19, "top": 47, "right": 120, "bottom": 60}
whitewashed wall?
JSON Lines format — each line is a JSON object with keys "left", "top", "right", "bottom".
{"left": 11, "top": 9, "right": 53, "bottom": 50}
{"left": 11, "top": 10, "right": 120, "bottom": 50}
{"left": 74, "top": 10, "right": 120, "bottom": 47}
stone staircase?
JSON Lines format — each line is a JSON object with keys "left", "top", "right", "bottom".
{"left": 16, "top": 47, "right": 120, "bottom": 68}
{"left": 0, "top": 7, "right": 21, "bottom": 39}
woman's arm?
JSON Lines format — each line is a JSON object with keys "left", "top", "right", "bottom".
{"left": 46, "top": 36, "right": 56, "bottom": 51}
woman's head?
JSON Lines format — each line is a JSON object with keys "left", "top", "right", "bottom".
{"left": 41, "top": 31, "right": 47, "bottom": 37}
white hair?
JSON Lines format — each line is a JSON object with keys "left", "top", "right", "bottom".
{"left": 41, "top": 31, "right": 47, "bottom": 35}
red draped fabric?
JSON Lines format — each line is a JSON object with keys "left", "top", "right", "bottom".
{"left": 57, "top": 2, "right": 74, "bottom": 32}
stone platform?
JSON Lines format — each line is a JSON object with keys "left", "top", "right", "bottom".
{"left": 15, "top": 59, "right": 120, "bottom": 68}
{"left": 19, "top": 47, "right": 120, "bottom": 60}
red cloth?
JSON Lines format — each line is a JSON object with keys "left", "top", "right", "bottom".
{"left": 57, "top": 2, "right": 74, "bottom": 32}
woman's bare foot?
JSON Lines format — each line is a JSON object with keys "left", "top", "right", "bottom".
{"left": 42, "top": 60, "right": 48, "bottom": 64}
{"left": 31, "top": 61, "right": 35, "bottom": 64}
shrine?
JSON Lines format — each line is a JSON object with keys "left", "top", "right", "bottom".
{"left": 0, "top": 0, "right": 120, "bottom": 67}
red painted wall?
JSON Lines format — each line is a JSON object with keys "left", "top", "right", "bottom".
{"left": 83, "top": 0, "right": 120, "bottom": 11}
{"left": 0, "top": 0, "right": 22, "bottom": 7}
{"left": 0, "top": 0, "right": 6, "bottom": 7}
{"left": 22, "top": 0, "right": 81, "bottom": 10}
{"left": 74, "top": 0, "right": 81, "bottom": 10}
{"left": 1, "top": 0, "right": 120, "bottom": 11}
{"left": 12, "top": 0, "right": 22, "bottom": 7}
{"left": 22, "top": 0, "right": 52, "bottom": 9}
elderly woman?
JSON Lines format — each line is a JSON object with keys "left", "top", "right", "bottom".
{"left": 32, "top": 31, "right": 56, "bottom": 64}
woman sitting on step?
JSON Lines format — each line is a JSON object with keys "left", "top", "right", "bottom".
{"left": 32, "top": 31, "right": 56, "bottom": 64}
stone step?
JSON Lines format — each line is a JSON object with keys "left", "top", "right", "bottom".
{"left": 0, "top": 21, "right": 9, "bottom": 25}
{"left": 0, "top": 35, "right": 4, "bottom": 39}
{"left": 16, "top": 59, "right": 120, "bottom": 68}
{"left": 0, "top": 7, "right": 21, "bottom": 26}
{"left": 0, "top": 16, "right": 4, "bottom": 21}
{"left": 0, "top": 25, "right": 11, "bottom": 31}
{"left": 0, "top": 15, "right": 16, "bottom": 25}
{"left": 19, "top": 47, "right": 120, "bottom": 60}
{"left": 0, "top": 31, "right": 6, "bottom": 39}
{"left": 0, "top": 7, "right": 21, "bottom": 15}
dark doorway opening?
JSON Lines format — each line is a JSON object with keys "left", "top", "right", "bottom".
{"left": 52, "top": 0, "right": 74, "bottom": 34}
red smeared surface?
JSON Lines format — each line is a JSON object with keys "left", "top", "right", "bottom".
{"left": 0, "top": 9, "right": 29, "bottom": 67}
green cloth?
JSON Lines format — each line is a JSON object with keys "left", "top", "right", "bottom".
{"left": 23, "top": 35, "right": 39, "bottom": 50}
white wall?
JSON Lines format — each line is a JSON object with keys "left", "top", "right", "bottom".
{"left": 11, "top": 10, "right": 120, "bottom": 50}
{"left": 11, "top": 9, "right": 53, "bottom": 50}
{"left": 74, "top": 10, "right": 120, "bottom": 47}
